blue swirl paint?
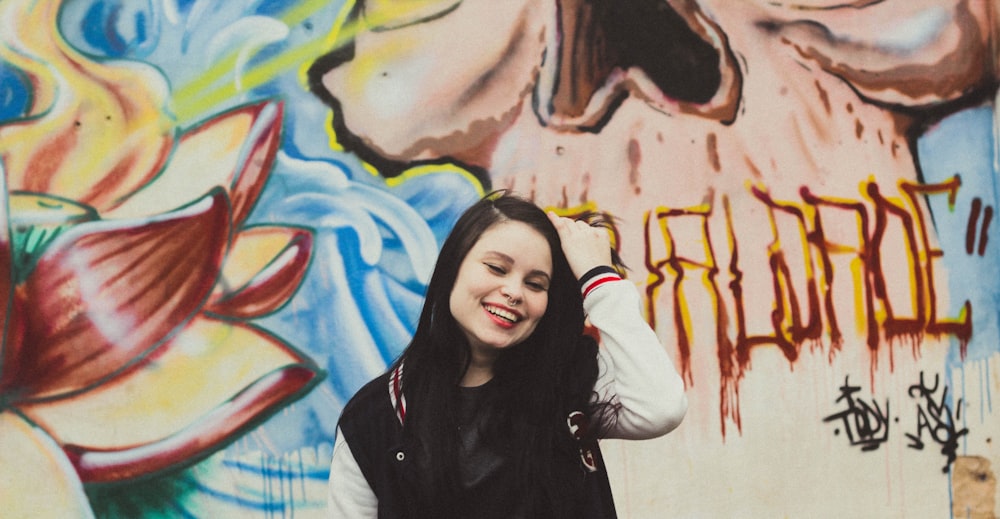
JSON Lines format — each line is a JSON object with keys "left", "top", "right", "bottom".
{"left": 0, "top": 64, "right": 30, "bottom": 123}
{"left": 71, "top": 1, "right": 159, "bottom": 58}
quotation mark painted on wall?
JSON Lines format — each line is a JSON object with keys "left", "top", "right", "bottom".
{"left": 966, "top": 197, "right": 993, "bottom": 256}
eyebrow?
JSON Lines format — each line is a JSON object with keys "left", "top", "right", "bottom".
{"left": 483, "top": 251, "right": 552, "bottom": 282}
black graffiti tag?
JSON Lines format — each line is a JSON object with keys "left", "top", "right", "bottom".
{"left": 823, "top": 376, "right": 891, "bottom": 452}
{"left": 905, "top": 371, "right": 967, "bottom": 473}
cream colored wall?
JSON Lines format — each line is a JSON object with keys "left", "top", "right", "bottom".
{"left": 0, "top": 0, "right": 995, "bottom": 517}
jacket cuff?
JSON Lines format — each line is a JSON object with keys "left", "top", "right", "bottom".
{"left": 579, "top": 266, "right": 622, "bottom": 298}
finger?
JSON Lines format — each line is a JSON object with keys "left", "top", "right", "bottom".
{"left": 547, "top": 211, "right": 569, "bottom": 230}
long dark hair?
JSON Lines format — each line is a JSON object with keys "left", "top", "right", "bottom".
{"left": 394, "top": 191, "right": 612, "bottom": 515}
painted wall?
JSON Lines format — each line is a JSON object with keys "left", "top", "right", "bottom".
{"left": 0, "top": 0, "right": 996, "bottom": 517}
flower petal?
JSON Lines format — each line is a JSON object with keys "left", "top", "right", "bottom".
{"left": 0, "top": 0, "right": 175, "bottom": 214}
{"left": 0, "top": 169, "right": 14, "bottom": 380}
{"left": 18, "top": 317, "right": 322, "bottom": 483}
{"left": 104, "top": 102, "right": 281, "bottom": 221}
{"left": 0, "top": 412, "right": 94, "bottom": 518}
{"left": 206, "top": 225, "right": 312, "bottom": 319}
{"left": 228, "top": 102, "right": 283, "bottom": 226}
{"left": 9, "top": 190, "right": 230, "bottom": 400}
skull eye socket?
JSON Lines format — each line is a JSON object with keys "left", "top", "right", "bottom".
{"left": 550, "top": 0, "right": 723, "bottom": 122}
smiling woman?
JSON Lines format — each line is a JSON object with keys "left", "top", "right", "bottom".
{"left": 448, "top": 220, "right": 553, "bottom": 387}
{"left": 326, "top": 191, "right": 687, "bottom": 518}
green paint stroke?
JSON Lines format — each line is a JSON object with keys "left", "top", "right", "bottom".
{"left": 171, "top": 0, "right": 333, "bottom": 124}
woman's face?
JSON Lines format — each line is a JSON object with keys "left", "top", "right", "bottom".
{"left": 449, "top": 220, "right": 552, "bottom": 360}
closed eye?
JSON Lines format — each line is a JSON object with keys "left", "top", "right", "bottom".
{"left": 485, "top": 263, "right": 506, "bottom": 275}
{"left": 526, "top": 280, "right": 548, "bottom": 292}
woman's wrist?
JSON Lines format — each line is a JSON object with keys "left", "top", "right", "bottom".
{"left": 579, "top": 265, "right": 621, "bottom": 298}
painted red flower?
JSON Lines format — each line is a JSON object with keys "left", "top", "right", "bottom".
{"left": 0, "top": 101, "right": 320, "bottom": 517}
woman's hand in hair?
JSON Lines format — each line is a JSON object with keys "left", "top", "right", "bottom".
{"left": 547, "top": 211, "right": 613, "bottom": 280}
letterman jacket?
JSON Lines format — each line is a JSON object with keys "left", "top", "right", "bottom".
{"left": 328, "top": 275, "right": 688, "bottom": 517}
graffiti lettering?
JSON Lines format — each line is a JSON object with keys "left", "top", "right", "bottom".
{"left": 823, "top": 372, "right": 969, "bottom": 473}
{"left": 823, "top": 375, "right": 891, "bottom": 452}
{"left": 965, "top": 197, "right": 993, "bottom": 257}
{"left": 897, "top": 180, "right": 974, "bottom": 357}
{"left": 905, "top": 371, "right": 967, "bottom": 474}
{"left": 643, "top": 178, "right": 973, "bottom": 433}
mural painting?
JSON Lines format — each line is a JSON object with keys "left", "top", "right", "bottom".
{"left": 0, "top": 0, "right": 997, "bottom": 517}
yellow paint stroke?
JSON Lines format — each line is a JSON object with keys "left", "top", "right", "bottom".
{"left": 808, "top": 190, "right": 871, "bottom": 336}
{"left": 849, "top": 258, "right": 867, "bottom": 335}
{"left": 169, "top": 0, "right": 482, "bottom": 189}
{"left": 296, "top": 0, "right": 360, "bottom": 84}
{"left": 320, "top": 110, "right": 346, "bottom": 152}
{"left": 386, "top": 163, "right": 485, "bottom": 197}
{"left": 664, "top": 204, "right": 715, "bottom": 345}
{"left": 172, "top": 0, "right": 332, "bottom": 123}
{"left": 175, "top": 0, "right": 453, "bottom": 124}
{"left": 306, "top": 1, "right": 467, "bottom": 159}
{"left": 173, "top": 36, "right": 330, "bottom": 123}
{"left": 0, "top": 0, "right": 173, "bottom": 211}
{"left": 545, "top": 201, "right": 598, "bottom": 217}
{"left": 307, "top": 0, "right": 365, "bottom": 155}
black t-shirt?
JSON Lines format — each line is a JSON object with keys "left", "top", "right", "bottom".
{"left": 454, "top": 380, "right": 527, "bottom": 518}
{"left": 337, "top": 372, "right": 618, "bottom": 519}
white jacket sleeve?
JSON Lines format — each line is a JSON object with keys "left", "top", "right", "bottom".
{"left": 327, "top": 426, "right": 378, "bottom": 518}
{"left": 586, "top": 280, "right": 688, "bottom": 440}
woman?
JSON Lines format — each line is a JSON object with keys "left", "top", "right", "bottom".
{"left": 327, "top": 192, "right": 687, "bottom": 518}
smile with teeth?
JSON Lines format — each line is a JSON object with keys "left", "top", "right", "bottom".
{"left": 484, "top": 304, "right": 521, "bottom": 324}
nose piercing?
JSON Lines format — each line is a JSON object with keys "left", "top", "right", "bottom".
{"left": 506, "top": 294, "right": 519, "bottom": 306}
